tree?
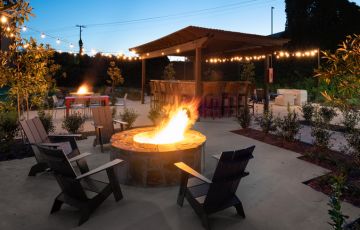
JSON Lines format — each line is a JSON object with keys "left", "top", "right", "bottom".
{"left": 0, "top": 1, "right": 59, "bottom": 118}
{"left": 240, "top": 62, "right": 255, "bottom": 83}
{"left": 285, "top": 0, "right": 360, "bottom": 50}
{"left": 163, "top": 63, "right": 175, "bottom": 80}
{"left": 315, "top": 34, "right": 360, "bottom": 110}
{"left": 107, "top": 61, "right": 124, "bottom": 93}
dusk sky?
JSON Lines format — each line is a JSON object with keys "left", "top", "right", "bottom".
{"left": 22, "top": 0, "right": 360, "bottom": 56}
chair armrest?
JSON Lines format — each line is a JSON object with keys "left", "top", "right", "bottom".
{"left": 91, "top": 122, "right": 103, "bottom": 129}
{"left": 113, "top": 119, "right": 128, "bottom": 131}
{"left": 212, "top": 153, "right": 221, "bottom": 160}
{"left": 39, "top": 142, "right": 62, "bottom": 148}
{"left": 113, "top": 119, "right": 128, "bottom": 125}
{"left": 48, "top": 134, "right": 80, "bottom": 150}
{"left": 49, "top": 134, "right": 82, "bottom": 138}
{"left": 69, "top": 152, "right": 92, "bottom": 163}
{"left": 76, "top": 159, "right": 123, "bottom": 180}
{"left": 174, "top": 162, "right": 212, "bottom": 184}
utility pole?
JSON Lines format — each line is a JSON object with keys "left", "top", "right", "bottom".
{"left": 76, "top": 25, "right": 86, "bottom": 56}
{"left": 271, "top": 6, "right": 274, "bottom": 35}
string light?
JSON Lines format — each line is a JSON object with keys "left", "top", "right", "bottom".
{"left": 90, "top": 49, "right": 97, "bottom": 55}
{"left": 274, "top": 49, "right": 318, "bottom": 59}
{"left": 0, "top": 15, "right": 7, "bottom": 24}
{"left": 206, "top": 49, "right": 319, "bottom": 63}
{"left": 21, "top": 26, "right": 141, "bottom": 59}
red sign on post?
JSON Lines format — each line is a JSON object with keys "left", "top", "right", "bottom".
{"left": 268, "top": 68, "right": 273, "bottom": 83}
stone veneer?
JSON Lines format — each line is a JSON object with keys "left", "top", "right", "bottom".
{"left": 110, "top": 127, "right": 206, "bottom": 187}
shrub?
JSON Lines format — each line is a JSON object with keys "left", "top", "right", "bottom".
{"left": 38, "top": 110, "right": 55, "bottom": 134}
{"left": 328, "top": 174, "right": 348, "bottom": 230}
{"left": 342, "top": 110, "right": 359, "bottom": 134}
{"left": 237, "top": 107, "right": 251, "bottom": 129}
{"left": 120, "top": 108, "right": 139, "bottom": 129}
{"left": 319, "top": 106, "right": 337, "bottom": 123}
{"left": 275, "top": 106, "right": 300, "bottom": 142}
{"left": 255, "top": 109, "right": 277, "bottom": 133}
{"left": 311, "top": 112, "right": 332, "bottom": 150}
{"left": 301, "top": 102, "right": 315, "bottom": 122}
{"left": 0, "top": 111, "right": 19, "bottom": 152}
{"left": 346, "top": 130, "right": 360, "bottom": 166}
{"left": 148, "top": 107, "right": 162, "bottom": 126}
{"left": 62, "top": 112, "right": 85, "bottom": 134}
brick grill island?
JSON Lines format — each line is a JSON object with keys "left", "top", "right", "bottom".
{"left": 110, "top": 127, "right": 206, "bottom": 187}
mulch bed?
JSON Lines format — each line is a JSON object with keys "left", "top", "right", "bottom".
{"left": 232, "top": 128, "right": 360, "bottom": 208}
{"left": 299, "top": 120, "right": 359, "bottom": 133}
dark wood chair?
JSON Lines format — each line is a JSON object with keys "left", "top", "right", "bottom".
{"left": 20, "top": 117, "right": 86, "bottom": 176}
{"left": 174, "top": 145, "right": 255, "bottom": 230}
{"left": 37, "top": 145, "right": 124, "bottom": 226}
{"left": 91, "top": 106, "right": 127, "bottom": 152}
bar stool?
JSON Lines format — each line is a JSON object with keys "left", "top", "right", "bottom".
{"left": 159, "top": 81, "right": 167, "bottom": 107}
{"left": 202, "top": 94, "right": 222, "bottom": 119}
{"left": 153, "top": 81, "right": 161, "bottom": 109}
{"left": 149, "top": 81, "right": 158, "bottom": 109}
{"left": 223, "top": 82, "right": 239, "bottom": 117}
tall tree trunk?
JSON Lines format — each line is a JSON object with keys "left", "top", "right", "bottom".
{"left": 25, "top": 92, "right": 29, "bottom": 120}
{"left": 17, "top": 90, "right": 21, "bottom": 121}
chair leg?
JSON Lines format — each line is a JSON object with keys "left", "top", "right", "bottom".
{"left": 201, "top": 214, "right": 211, "bottom": 230}
{"left": 28, "top": 162, "right": 48, "bottom": 176}
{"left": 99, "top": 130, "right": 103, "bottom": 153}
{"left": 78, "top": 209, "right": 91, "bottom": 226}
{"left": 234, "top": 202, "right": 246, "bottom": 218}
{"left": 106, "top": 168, "right": 123, "bottom": 202}
{"left": 177, "top": 172, "right": 188, "bottom": 207}
{"left": 50, "top": 197, "right": 63, "bottom": 214}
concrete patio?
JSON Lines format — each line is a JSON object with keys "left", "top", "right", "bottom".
{"left": 1, "top": 99, "right": 360, "bottom": 229}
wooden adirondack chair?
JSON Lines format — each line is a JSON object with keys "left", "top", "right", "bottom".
{"left": 91, "top": 106, "right": 127, "bottom": 152}
{"left": 20, "top": 117, "right": 87, "bottom": 176}
{"left": 37, "top": 145, "right": 124, "bottom": 226}
{"left": 175, "top": 145, "right": 255, "bottom": 230}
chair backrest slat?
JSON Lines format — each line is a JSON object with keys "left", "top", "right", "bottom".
{"left": 37, "top": 145, "right": 88, "bottom": 201}
{"left": 33, "top": 117, "right": 49, "bottom": 142}
{"left": 204, "top": 145, "right": 255, "bottom": 210}
{"left": 91, "top": 106, "right": 114, "bottom": 143}
{"left": 20, "top": 117, "right": 49, "bottom": 163}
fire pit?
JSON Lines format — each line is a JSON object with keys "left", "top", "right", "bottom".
{"left": 70, "top": 84, "right": 94, "bottom": 96}
{"left": 111, "top": 127, "right": 205, "bottom": 186}
{"left": 110, "top": 99, "right": 206, "bottom": 186}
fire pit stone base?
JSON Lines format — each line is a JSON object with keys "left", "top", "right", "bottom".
{"left": 110, "top": 127, "right": 205, "bottom": 187}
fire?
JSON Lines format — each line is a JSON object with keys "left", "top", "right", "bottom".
{"left": 134, "top": 99, "right": 200, "bottom": 145}
{"left": 77, "top": 84, "right": 89, "bottom": 94}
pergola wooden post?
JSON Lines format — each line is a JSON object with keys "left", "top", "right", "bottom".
{"left": 194, "top": 47, "right": 202, "bottom": 98}
{"left": 141, "top": 59, "right": 146, "bottom": 104}
{"left": 264, "top": 54, "right": 271, "bottom": 112}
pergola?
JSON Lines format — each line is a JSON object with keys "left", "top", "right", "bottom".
{"left": 130, "top": 26, "right": 289, "bottom": 110}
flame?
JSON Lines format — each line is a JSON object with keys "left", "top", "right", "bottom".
{"left": 134, "top": 99, "right": 200, "bottom": 144}
{"left": 77, "top": 84, "right": 89, "bottom": 94}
